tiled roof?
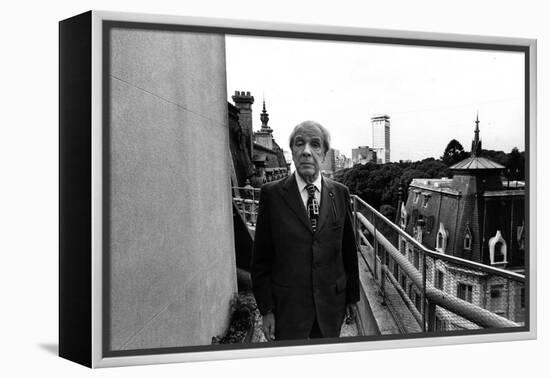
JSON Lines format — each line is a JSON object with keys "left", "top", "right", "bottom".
{"left": 450, "top": 156, "right": 504, "bottom": 170}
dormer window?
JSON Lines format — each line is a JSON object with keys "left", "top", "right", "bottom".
{"left": 436, "top": 223, "right": 448, "bottom": 253}
{"left": 464, "top": 225, "right": 472, "bottom": 250}
{"left": 422, "top": 193, "right": 430, "bottom": 208}
{"left": 435, "top": 269, "right": 445, "bottom": 290}
{"left": 457, "top": 283, "right": 473, "bottom": 303}
{"left": 414, "top": 225, "right": 423, "bottom": 243}
{"left": 400, "top": 203, "right": 408, "bottom": 230}
{"left": 464, "top": 233, "right": 472, "bottom": 250}
{"left": 488, "top": 230, "right": 507, "bottom": 265}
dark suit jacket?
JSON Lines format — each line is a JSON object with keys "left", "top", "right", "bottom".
{"left": 251, "top": 174, "right": 360, "bottom": 340}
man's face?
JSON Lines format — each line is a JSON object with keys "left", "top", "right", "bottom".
{"left": 291, "top": 124, "right": 326, "bottom": 182}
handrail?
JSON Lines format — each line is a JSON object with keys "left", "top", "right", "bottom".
{"left": 232, "top": 186, "right": 261, "bottom": 226}
{"left": 230, "top": 191, "right": 524, "bottom": 282}
{"left": 351, "top": 195, "right": 525, "bottom": 283}
{"left": 356, "top": 211, "right": 518, "bottom": 328}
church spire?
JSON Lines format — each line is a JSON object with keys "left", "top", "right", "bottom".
{"left": 471, "top": 112, "right": 482, "bottom": 157}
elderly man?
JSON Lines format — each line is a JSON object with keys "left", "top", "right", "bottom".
{"left": 251, "top": 120, "right": 360, "bottom": 341}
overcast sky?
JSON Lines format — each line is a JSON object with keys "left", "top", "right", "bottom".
{"left": 225, "top": 35, "right": 525, "bottom": 162}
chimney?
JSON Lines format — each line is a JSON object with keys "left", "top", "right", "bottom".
{"left": 232, "top": 91, "right": 255, "bottom": 158}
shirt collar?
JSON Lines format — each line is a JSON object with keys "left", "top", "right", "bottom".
{"left": 295, "top": 172, "right": 322, "bottom": 193}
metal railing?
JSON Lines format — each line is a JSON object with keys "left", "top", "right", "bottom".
{"left": 352, "top": 194, "right": 525, "bottom": 332}
{"left": 232, "top": 186, "right": 261, "bottom": 226}
{"left": 230, "top": 186, "right": 525, "bottom": 332}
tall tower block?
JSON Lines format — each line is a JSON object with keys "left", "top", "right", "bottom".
{"left": 371, "top": 114, "right": 391, "bottom": 163}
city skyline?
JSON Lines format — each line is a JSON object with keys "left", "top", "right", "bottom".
{"left": 225, "top": 35, "right": 525, "bottom": 162}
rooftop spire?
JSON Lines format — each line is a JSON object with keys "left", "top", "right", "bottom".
{"left": 260, "top": 98, "right": 271, "bottom": 130}
{"left": 471, "top": 112, "right": 482, "bottom": 157}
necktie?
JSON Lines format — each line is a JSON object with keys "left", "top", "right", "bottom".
{"left": 306, "top": 184, "right": 319, "bottom": 232}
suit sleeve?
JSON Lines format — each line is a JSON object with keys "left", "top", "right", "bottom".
{"left": 251, "top": 185, "right": 275, "bottom": 315}
{"left": 342, "top": 187, "right": 360, "bottom": 304}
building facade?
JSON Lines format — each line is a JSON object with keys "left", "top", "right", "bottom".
{"left": 352, "top": 145, "right": 377, "bottom": 165}
{"left": 230, "top": 91, "right": 290, "bottom": 186}
{"left": 398, "top": 117, "right": 525, "bottom": 329}
{"left": 319, "top": 149, "right": 351, "bottom": 178}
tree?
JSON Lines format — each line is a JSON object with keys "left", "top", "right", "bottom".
{"left": 334, "top": 141, "right": 526, "bottom": 218}
{"left": 506, "top": 147, "right": 525, "bottom": 180}
{"left": 441, "top": 139, "right": 469, "bottom": 166}
{"left": 416, "top": 158, "right": 450, "bottom": 178}
{"left": 379, "top": 204, "right": 396, "bottom": 222}
{"left": 481, "top": 149, "right": 508, "bottom": 167}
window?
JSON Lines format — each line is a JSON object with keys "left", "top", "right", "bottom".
{"left": 401, "top": 274, "right": 407, "bottom": 288}
{"left": 489, "top": 284, "right": 504, "bottom": 313}
{"left": 415, "top": 292, "right": 422, "bottom": 312}
{"left": 414, "top": 191, "right": 420, "bottom": 204}
{"left": 413, "top": 249, "right": 420, "bottom": 269}
{"left": 415, "top": 226, "right": 423, "bottom": 243}
{"left": 426, "top": 216, "right": 434, "bottom": 234}
{"left": 393, "top": 261, "right": 399, "bottom": 278}
{"left": 409, "top": 287, "right": 422, "bottom": 313}
{"left": 436, "top": 223, "right": 448, "bottom": 253}
{"left": 435, "top": 270, "right": 445, "bottom": 290}
{"left": 400, "top": 204, "right": 407, "bottom": 230}
{"left": 488, "top": 230, "right": 508, "bottom": 265}
{"left": 422, "top": 194, "right": 430, "bottom": 208}
{"left": 490, "top": 285, "right": 503, "bottom": 298}
{"left": 464, "top": 234, "right": 471, "bottom": 249}
{"left": 494, "top": 242, "right": 505, "bottom": 262}
{"left": 457, "top": 283, "right": 473, "bottom": 303}
{"left": 464, "top": 225, "right": 472, "bottom": 250}
{"left": 411, "top": 209, "right": 419, "bottom": 225}
{"left": 520, "top": 287, "right": 525, "bottom": 309}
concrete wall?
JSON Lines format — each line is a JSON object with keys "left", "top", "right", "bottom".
{"left": 109, "top": 28, "right": 236, "bottom": 350}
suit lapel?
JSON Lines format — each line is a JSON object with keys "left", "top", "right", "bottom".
{"left": 280, "top": 174, "right": 313, "bottom": 232}
{"left": 316, "top": 178, "right": 334, "bottom": 234}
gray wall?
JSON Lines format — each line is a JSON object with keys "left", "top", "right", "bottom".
{"left": 109, "top": 28, "right": 236, "bottom": 350}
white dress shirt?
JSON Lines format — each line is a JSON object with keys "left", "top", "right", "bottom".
{"left": 295, "top": 172, "right": 322, "bottom": 212}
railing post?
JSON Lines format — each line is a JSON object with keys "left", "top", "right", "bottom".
{"left": 250, "top": 189, "right": 256, "bottom": 225}
{"left": 426, "top": 300, "right": 437, "bottom": 332}
{"left": 422, "top": 251, "right": 427, "bottom": 332}
{"left": 372, "top": 211, "right": 378, "bottom": 281}
{"left": 380, "top": 249, "right": 387, "bottom": 305}
{"left": 353, "top": 196, "right": 359, "bottom": 254}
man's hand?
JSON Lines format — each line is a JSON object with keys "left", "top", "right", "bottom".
{"left": 345, "top": 303, "right": 358, "bottom": 324}
{"left": 262, "top": 311, "right": 276, "bottom": 341}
